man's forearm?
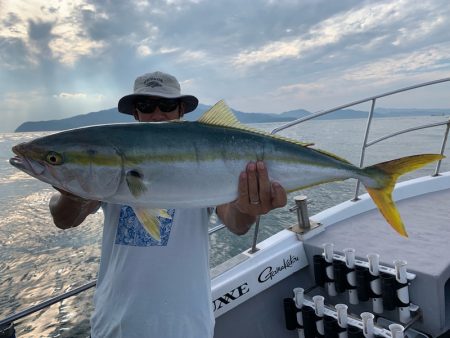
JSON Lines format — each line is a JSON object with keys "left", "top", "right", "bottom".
{"left": 216, "top": 203, "right": 255, "bottom": 235}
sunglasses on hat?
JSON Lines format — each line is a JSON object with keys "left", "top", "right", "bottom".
{"left": 135, "top": 98, "right": 180, "bottom": 114}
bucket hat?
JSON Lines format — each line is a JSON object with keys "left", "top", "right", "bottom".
{"left": 118, "top": 71, "right": 199, "bottom": 115}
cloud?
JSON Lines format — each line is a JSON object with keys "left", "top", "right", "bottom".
{"left": 53, "top": 92, "right": 88, "bottom": 99}
{"left": 343, "top": 43, "right": 450, "bottom": 82}
{"left": 0, "top": 0, "right": 106, "bottom": 66}
{"left": 231, "top": 0, "right": 449, "bottom": 69}
{"left": 1, "top": 0, "right": 449, "bottom": 132}
{"left": 136, "top": 45, "right": 152, "bottom": 57}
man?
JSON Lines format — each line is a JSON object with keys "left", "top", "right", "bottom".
{"left": 50, "top": 71, "right": 287, "bottom": 338}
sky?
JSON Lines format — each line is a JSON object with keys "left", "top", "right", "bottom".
{"left": 1, "top": 0, "right": 450, "bottom": 132}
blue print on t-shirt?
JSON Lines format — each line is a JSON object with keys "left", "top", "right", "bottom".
{"left": 115, "top": 206, "right": 175, "bottom": 247}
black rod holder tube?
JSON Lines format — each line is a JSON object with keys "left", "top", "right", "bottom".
{"left": 333, "top": 260, "right": 348, "bottom": 294}
{"left": 355, "top": 266, "right": 370, "bottom": 302}
{"left": 347, "top": 325, "right": 364, "bottom": 338}
{"left": 323, "top": 315, "right": 339, "bottom": 338}
{"left": 283, "top": 298, "right": 298, "bottom": 331}
{"left": 313, "top": 255, "right": 327, "bottom": 287}
{"left": 302, "top": 305, "right": 318, "bottom": 338}
{"left": 381, "top": 273, "right": 397, "bottom": 311}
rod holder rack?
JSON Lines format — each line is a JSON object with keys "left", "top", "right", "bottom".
{"left": 326, "top": 252, "right": 416, "bottom": 281}
{"left": 293, "top": 293, "right": 421, "bottom": 338}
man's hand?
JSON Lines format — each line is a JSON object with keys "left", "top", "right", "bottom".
{"left": 217, "top": 161, "right": 287, "bottom": 235}
{"left": 233, "top": 161, "right": 287, "bottom": 216}
{"left": 50, "top": 187, "right": 101, "bottom": 229}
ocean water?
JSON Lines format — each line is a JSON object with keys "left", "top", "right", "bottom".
{"left": 1, "top": 116, "right": 449, "bottom": 337}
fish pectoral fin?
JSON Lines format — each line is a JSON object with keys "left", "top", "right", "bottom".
{"left": 133, "top": 207, "right": 161, "bottom": 241}
{"left": 126, "top": 170, "right": 147, "bottom": 198}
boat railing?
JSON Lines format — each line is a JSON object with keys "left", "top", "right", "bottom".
{"left": 1, "top": 78, "right": 449, "bottom": 333}
{"left": 0, "top": 226, "right": 228, "bottom": 329}
{"left": 271, "top": 77, "right": 450, "bottom": 200}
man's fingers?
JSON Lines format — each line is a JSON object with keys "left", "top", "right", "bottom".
{"left": 246, "top": 162, "right": 260, "bottom": 204}
{"left": 271, "top": 182, "right": 287, "bottom": 208}
{"left": 256, "top": 161, "right": 271, "bottom": 205}
{"left": 237, "top": 171, "right": 249, "bottom": 204}
{"left": 234, "top": 162, "right": 287, "bottom": 216}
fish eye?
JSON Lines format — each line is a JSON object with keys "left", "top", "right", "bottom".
{"left": 46, "top": 151, "right": 63, "bottom": 165}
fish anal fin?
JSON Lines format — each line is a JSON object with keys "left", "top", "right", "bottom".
{"left": 133, "top": 207, "right": 161, "bottom": 241}
{"left": 158, "top": 209, "right": 171, "bottom": 219}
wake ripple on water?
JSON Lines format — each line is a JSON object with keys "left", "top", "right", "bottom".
{"left": 0, "top": 190, "right": 103, "bottom": 337}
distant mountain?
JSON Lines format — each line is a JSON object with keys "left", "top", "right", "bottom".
{"left": 14, "top": 104, "right": 312, "bottom": 132}
{"left": 316, "top": 109, "right": 368, "bottom": 119}
{"left": 14, "top": 104, "right": 449, "bottom": 132}
{"left": 375, "top": 108, "right": 450, "bottom": 117}
{"left": 15, "top": 108, "right": 130, "bottom": 132}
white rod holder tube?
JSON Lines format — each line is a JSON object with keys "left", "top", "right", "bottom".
{"left": 394, "top": 260, "right": 411, "bottom": 323}
{"left": 323, "top": 243, "right": 337, "bottom": 296}
{"left": 395, "top": 259, "right": 408, "bottom": 284}
{"left": 361, "top": 312, "right": 375, "bottom": 338}
{"left": 293, "top": 288, "right": 304, "bottom": 329}
{"left": 344, "top": 248, "right": 355, "bottom": 268}
{"left": 313, "top": 295, "right": 325, "bottom": 317}
{"left": 344, "top": 248, "right": 358, "bottom": 304}
{"left": 297, "top": 329, "right": 305, "bottom": 338}
{"left": 324, "top": 243, "right": 334, "bottom": 263}
{"left": 293, "top": 288, "right": 304, "bottom": 309}
{"left": 389, "top": 324, "right": 405, "bottom": 338}
{"left": 335, "top": 304, "right": 348, "bottom": 328}
{"left": 367, "top": 253, "right": 383, "bottom": 314}
{"left": 367, "top": 253, "right": 380, "bottom": 277}
{"left": 313, "top": 295, "right": 325, "bottom": 335}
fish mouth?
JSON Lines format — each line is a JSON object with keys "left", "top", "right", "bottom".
{"left": 9, "top": 155, "right": 32, "bottom": 173}
{"left": 10, "top": 143, "right": 45, "bottom": 176}
{"left": 12, "top": 143, "right": 24, "bottom": 157}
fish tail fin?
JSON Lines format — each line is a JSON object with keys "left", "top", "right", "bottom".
{"left": 362, "top": 154, "right": 444, "bottom": 237}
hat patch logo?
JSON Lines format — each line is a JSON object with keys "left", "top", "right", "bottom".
{"left": 144, "top": 78, "right": 163, "bottom": 88}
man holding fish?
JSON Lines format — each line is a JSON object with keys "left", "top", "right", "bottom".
{"left": 11, "top": 71, "right": 442, "bottom": 337}
{"left": 49, "top": 71, "right": 288, "bottom": 338}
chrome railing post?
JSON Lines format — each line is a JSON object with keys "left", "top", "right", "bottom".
{"left": 249, "top": 216, "right": 261, "bottom": 253}
{"left": 433, "top": 119, "right": 450, "bottom": 176}
{"left": 353, "top": 99, "right": 377, "bottom": 201}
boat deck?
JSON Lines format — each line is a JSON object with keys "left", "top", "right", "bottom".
{"left": 305, "top": 187, "right": 450, "bottom": 277}
{"left": 303, "top": 180, "right": 450, "bottom": 336}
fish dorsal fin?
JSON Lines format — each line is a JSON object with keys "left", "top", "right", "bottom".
{"left": 198, "top": 100, "right": 314, "bottom": 147}
{"left": 197, "top": 100, "right": 242, "bottom": 128}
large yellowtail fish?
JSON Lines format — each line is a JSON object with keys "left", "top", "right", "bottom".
{"left": 10, "top": 101, "right": 443, "bottom": 239}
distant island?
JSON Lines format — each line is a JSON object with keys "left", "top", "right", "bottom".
{"left": 15, "top": 103, "right": 449, "bottom": 132}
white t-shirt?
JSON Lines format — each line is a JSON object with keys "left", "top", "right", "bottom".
{"left": 90, "top": 204, "right": 214, "bottom": 338}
